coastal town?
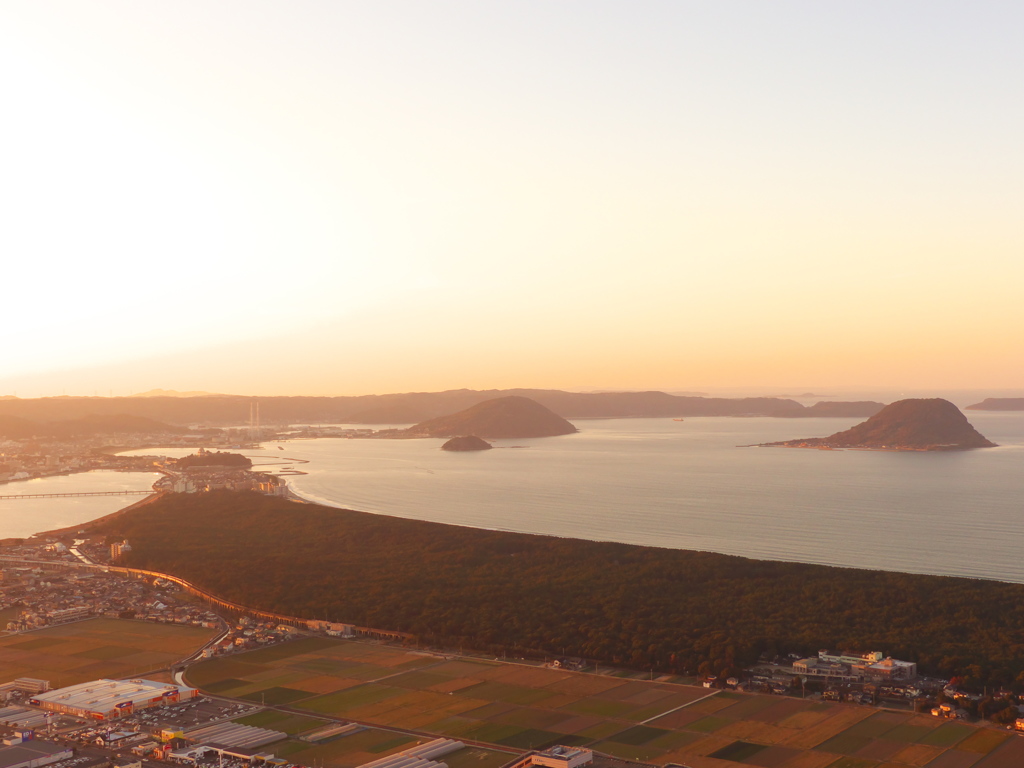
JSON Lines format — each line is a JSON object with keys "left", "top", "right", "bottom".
{"left": 0, "top": 416, "right": 411, "bottom": 499}
{"left": 3, "top": 530, "right": 1024, "bottom": 768}
{"left": 2, "top": 411, "right": 1024, "bottom": 767}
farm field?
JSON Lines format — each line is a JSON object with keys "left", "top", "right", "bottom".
{"left": 0, "top": 605, "right": 22, "bottom": 633}
{"left": 230, "top": 707, "right": 510, "bottom": 768}
{"left": 187, "top": 638, "right": 1024, "bottom": 768}
{"left": 0, "top": 617, "right": 216, "bottom": 687}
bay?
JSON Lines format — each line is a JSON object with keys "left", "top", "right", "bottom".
{"left": 0, "top": 470, "right": 161, "bottom": 538}
{"left": 276, "top": 411, "right": 1024, "bottom": 583}
{"left": 13, "top": 408, "right": 1024, "bottom": 585}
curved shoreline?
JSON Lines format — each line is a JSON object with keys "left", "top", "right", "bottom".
{"left": 31, "top": 490, "right": 168, "bottom": 538}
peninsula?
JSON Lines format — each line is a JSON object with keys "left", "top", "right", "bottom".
{"left": 765, "top": 398, "right": 996, "bottom": 451}
{"left": 87, "top": 490, "right": 1024, "bottom": 687}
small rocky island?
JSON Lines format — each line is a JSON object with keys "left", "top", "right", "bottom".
{"left": 406, "top": 395, "right": 578, "bottom": 439}
{"left": 441, "top": 435, "right": 492, "bottom": 451}
{"left": 764, "top": 398, "right": 996, "bottom": 451}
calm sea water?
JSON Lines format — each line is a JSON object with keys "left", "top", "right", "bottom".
{"left": 0, "top": 470, "right": 161, "bottom": 538}
{"left": 7, "top": 408, "right": 1023, "bottom": 584}
{"left": 276, "top": 411, "right": 1024, "bottom": 584}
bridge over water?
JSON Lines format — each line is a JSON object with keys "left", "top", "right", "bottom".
{"left": 0, "top": 490, "right": 154, "bottom": 500}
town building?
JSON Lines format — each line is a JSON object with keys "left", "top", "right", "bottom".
{"left": 793, "top": 650, "right": 916, "bottom": 682}
{"left": 506, "top": 747, "right": 594, "bottom": 768}
{"left": 819, "top": 650, "right": 884, "bottom": 666}
{"left": 306, "top": 620, "right": 354, "bottom": 637}
{"left": 531, "top": 747, "right": 593, "bottom": 768}
{"left": 0, "top": 680, "right": 50, "bottom": 697}
{"left": 44, "top": 606, "right": 90, "bottom": 625}
{"left": 0, "top": 739, "right": 72, "bottom": 768}
{"left": 30, "top": 679, "right": 198, "bottom": 720}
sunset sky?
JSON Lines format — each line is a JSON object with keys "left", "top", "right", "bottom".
{"left": 3, "top": 1, "right": 1022, "bottom": 397}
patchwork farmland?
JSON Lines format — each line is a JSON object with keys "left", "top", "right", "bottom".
{"left": 187, "top": 637, "right": 1024, "bottom": 768}
{"left": 0, "top": 618, "right": 216, "bottom": 687}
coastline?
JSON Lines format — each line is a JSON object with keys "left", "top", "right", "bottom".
{"left": 17, "top": 474, "right": 1024, "bottom": 593}
{"left": 15, "top": 413, "right": 1024, "bottom": 587}
{"left": 30, "top": 490, "right": 168, "bottom": 539}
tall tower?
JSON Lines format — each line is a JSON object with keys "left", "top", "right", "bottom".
{"left": 249, "top": 400, "right": 260, "bottom": 440}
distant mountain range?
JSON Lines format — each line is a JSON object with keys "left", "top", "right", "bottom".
{"left": 0, "top": 414, "right": 189, "bottom": 440}
{"left": 129, "top": 389, "right": 228, "bottom": 398}
{"left": 767, "top": 398, "right": 995, "bottom": 451}
{"left": 0, "top": 389, "right": 886, "bottom": 427}
{"left": 966, "top": 398, "right": 1024, "bottom": 411}
{"left": 775, "top": 401, "right": 885, "bottom": 418}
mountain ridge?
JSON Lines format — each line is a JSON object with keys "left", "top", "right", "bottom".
{"left": 0, "top": 390, "right": 885, "bottom": 425}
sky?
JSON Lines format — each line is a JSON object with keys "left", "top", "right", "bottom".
{"left": 2, "top": 1, "right": 1022, "bottom": 397}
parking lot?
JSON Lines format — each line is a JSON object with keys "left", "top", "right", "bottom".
{"left": 56, "top": 697, "right": 261, "bottom": 744}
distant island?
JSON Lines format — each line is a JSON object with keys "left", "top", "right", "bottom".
{"left": 407, "top": 396, "right": 577, "bottom": 439}
{"left": 765, "top": 398, "right": 996, "bottom": 451}
{"left": 966, "top": 398, "right": 1024, "bottom": 411}
{"left": 440, "top": 435, "right": 492, "bottom": 451}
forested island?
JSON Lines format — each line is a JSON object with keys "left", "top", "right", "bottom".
{"left": 407, "top": 396, "right": 577, "bottom": 438}
{"left": 176, "top": 451, "right": 252, "bottom": 469}
{"left": 441, "top": 436, "right": 492, "bottom": 451}
{"left": 767, "top": 398, "right": 995, "bottom": 451}
{"left": 97, "top": 492, "right": 1024, "bottom": 688}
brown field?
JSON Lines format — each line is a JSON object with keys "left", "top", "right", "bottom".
{"left": 776, "top": 752, "right": 840, "bottom": 768}
{"left": 715, "top": 719, "right": 791, "bottom": 745}
{"left": 185, "top": 637, "right": 1020, "bottom": 768}
{"left": 0, "top": 618, "right": 216, "bottom": 686}
{"left": 889, "top": 743, "right": 946, "bottom": 766}
{"left": 779, "top": 706, "right": 876, "bottom": 749}
{"left": 975, "top": 735, "right": 1024, "bottom": 767}
{"left": 957, "top": 728, "right": 1009, "bottom": 754}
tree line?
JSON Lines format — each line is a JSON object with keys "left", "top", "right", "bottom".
{"left": 99, "top": 491, "right": 1024, "bottom": 689}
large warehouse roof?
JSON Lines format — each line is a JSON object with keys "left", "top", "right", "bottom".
{"left": 0, "top": 741, "right": 72, "bottom": 768}
{"left": 34, "top": 679, "right": 195, "bottom": 713}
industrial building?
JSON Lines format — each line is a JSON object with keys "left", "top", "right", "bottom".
{"left": 353, "top": 738, "right": 464, "bottom": 768}
{"left": 0, "top": 739, "right": 72, "bottom": 768}
{"left": 30, "top": 679, "right": 198, "bottom": 721}
{"left": 0, "top": 680, "right": 50, "bottom": 697}
{"left": 793, "top": 650, "right": 917, "bottom": 682}
{"left": 506, "top": 746, "right": 594, "bottom": 768}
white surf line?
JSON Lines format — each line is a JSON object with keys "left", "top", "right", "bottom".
{"left": 639, "top": 689, "right": 722, "bottom": 725}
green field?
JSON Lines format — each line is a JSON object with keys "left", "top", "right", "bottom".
{"left": 259, "top": 727, "right": 511, "bottom": 768}
{"left": 185, "top": 637, "right": 1024, "bottom": 767}
{"left": 234, "top": 710, "right": 327, "bottom": 735}
{"left": 0, "top": 617, "right": 216, "bottom": 686}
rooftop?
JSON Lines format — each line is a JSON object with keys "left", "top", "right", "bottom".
{"left": 34, "top": 679, "right": 194, "bottom": 712}
{"left": 0, "top": 740, "right": 70, "bottom": 768}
